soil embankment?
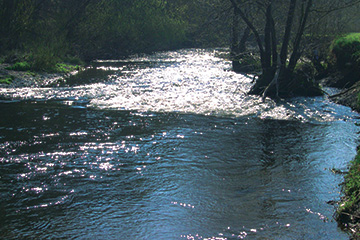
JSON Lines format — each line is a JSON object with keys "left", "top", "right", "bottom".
{"left": 321, "top": 72, "right": 360, "bottom": 112}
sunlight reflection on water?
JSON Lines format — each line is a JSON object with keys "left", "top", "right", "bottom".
{"left": 1, "top": 49, "right": 357, "bottom": 122}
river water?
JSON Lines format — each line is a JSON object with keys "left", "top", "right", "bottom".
{"left": 0, "top": 49, "right": 359, "bottom": 239}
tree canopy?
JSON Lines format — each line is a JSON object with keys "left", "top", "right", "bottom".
{"left": 0, "top": 0, "right": 188, "bottom": 61}
{"left": 0, "top": 0, "right": 234, "bottom": 61}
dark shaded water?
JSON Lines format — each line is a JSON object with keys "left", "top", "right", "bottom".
{"left": 1, "top": 49, "right": 359, "bottom": 239}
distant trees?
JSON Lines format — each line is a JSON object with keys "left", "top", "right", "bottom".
{"left": 0, "top": 0, "right": 191, "bottom": 63}
{"left": 72, "top": 0, "right": 190, "bottom": 59}
{"left": 0, "top": 0, "right": 237, "bottom": 64}
{"left": 229, "top": 0, "right": 360, "bottom": 98}
{"left": 3, "top": 0, "right": 358, "bottom": 86}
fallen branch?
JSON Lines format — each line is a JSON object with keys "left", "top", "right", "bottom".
{"left": 262, "top": 60, "right": 281, "bottom": 101}
{"left": 338, "top": 211, "right": 360, "bottom": 220}
{"left": 329, "top": 85, "right": 358, "bottom": 99}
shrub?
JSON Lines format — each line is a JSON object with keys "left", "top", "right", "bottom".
{"left": 233, "top": 53, "right": 262, "bottom": 73}
{"left": 29, "top": 46, "right": 60, "bottom": 72}
{"left": 330, "top": 33, "right": 360, "bottom": 70}
{"left": 0, "top": 75, "right": 14, "bottom": 84}
{"left": 54, "top": 63, "right": 82, "bottom": 73}
{"left": 6, "top": 61, "right": 31, "bottom": 71}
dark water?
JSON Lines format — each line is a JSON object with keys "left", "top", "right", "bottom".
{"left": 0, "top": 49, "right": 359, "bottom": 239}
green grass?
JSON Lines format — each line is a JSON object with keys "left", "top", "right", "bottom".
{"left": 54, "top": 63, "right": 82, "bottom": 73}
{"left": 0, "top": 75, "right": 14, "bottom": 84}
{"left": 337, "top": 148, "right": 360, "bottom": 233}
{"left": 5, "top": 60, "right": 82, "bottom": 74}
{"left": 343, "top": 150, "right": 360, "bottom": 208}
{"left": 336, "top": 62, "right": 360, "bottom": 237}
{"left": 6, "top": 61, "right": 32, "bottom": 71}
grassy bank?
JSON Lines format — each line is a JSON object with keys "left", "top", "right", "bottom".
{"left": 328, "top": 33, "right": 360, "bottom": 88}
{"left": 336, "top": 149, "right": 360, "bottom": 237}
{"left": 330, "top": 33, "right": 360, "bottom": 70}
{"left": 0, "top": 52, "right": 83, "bottom": 85}
{"left": 334, "top": 33, "right": 360, "bottom": 238}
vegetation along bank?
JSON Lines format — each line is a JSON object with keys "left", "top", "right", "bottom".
{"left": 332, "top": 33, "right": 360, "bottom": 239}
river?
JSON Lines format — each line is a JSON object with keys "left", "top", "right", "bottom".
{"left": 0, "top": 49, "right": 359, "bottom": 239}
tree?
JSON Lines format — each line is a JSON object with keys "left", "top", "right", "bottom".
{"left": 230, "top": 5, "right": 252, "bottom": 72}
{"left": 229, "top": 0, "right": 360, "bottom": 99}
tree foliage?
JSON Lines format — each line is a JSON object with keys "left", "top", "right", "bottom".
{"left": 0, "top": 0, "right": 193, "bottom": 62}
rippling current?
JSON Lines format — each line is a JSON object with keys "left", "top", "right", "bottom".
{"left": 1, "top": 49, "right": 359, "bottom": 239}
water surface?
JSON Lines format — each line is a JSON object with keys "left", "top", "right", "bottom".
{"left": 0, "top": 49, "right": 359, "bottom": 239}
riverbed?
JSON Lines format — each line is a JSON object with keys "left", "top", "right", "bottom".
{"left": 0, "top": 49, "right": 359, "bottom": 239}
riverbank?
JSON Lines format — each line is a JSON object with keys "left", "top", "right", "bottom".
{"left": 319, "top": 71, "right": 360, "bottom": 112}
{"left": 333, "top": 80, "right": 360, "bottom": 239}
{"left": 336, "top": 150, "right": 360, "bottom": 239}
{"left": 330, "top": 81, "right": 360, "bottom": 112}
{"left": 0, "top": 63, "right": 78, "bottom": 88}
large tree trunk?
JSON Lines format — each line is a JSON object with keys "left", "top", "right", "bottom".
{"left": 229, "top": 0, "right": 265, "bottom": 68}
{"left": 231, "top": 26, "right": 251, "bottom": 72}
{"left": 248, "top": 0, "right": 320, "bottom": 98}
{"left": 248, "top": 2, "right": 277, "bottom": 96}
{"left": 230, "top": 7, "right": 240, "bottom": 58}
{"left": 288, "top": 0, "right": 313, "bottom": 72}
{"left": 228, "top": 0, "right": 353, "bottom": 98}
{"left": 280, "top": 0, "right": 297, "bottom": 66}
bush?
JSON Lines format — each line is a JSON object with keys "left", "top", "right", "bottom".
{"left": 6, "top": 61, "right": 31, "bottom": 71}
{"left": 233, "top": 53, "right": 262, "bottom": 73}
{"left": 0, "top": 75, "right": 14, "bottom": 84}
{"left": 330, "top": 33, "right": 360, "bottom": 70}
{"left": 54, "top": 63, "right": 82, "bottom": 73}
{"left": 4, "top": 55, "right": 82, "bottom": 74}
{"left": 29, "top": 46, "right": 60, "bottom": 72}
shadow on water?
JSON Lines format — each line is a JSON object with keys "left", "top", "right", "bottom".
{"left": 59, "top": 60, "right": 176, "bottom": 87}
{"left": 57, "top": 67, "right": 116, "bottom": 87}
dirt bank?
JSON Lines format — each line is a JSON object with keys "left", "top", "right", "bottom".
{"left": 320, "top": 72, "right": 360, "bottom": 112}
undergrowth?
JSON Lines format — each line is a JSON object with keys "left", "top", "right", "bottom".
{"left": 0, "top": 75, "right": 14, "bottom": 84}
{"left": 339, "top": 151, "right": 360, "bottom": 212}
{"left": 4, "top": 57, "right": 83, "bottom": 74}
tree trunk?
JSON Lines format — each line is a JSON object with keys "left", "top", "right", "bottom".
{"left": 232, "top": 26, "right": 251, "bottom": 72}
{"left": 280, "top": 0, "right": 297, "bottom": 66}
{"left": 230, "top": 7, "right": 240, "bottom": 58}
{"left": 288, "top": 0, "right": 313, "bottom": 72}
{"left": 249, "top": 2, "right": 277, "bottom": 95}
{"left": 230, "top": 2, "right": 251, "bottom": 72}
{"left": 229, "top": 0, "right": 265, "bottom": 68}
